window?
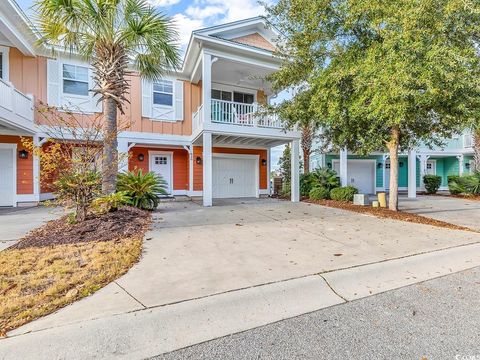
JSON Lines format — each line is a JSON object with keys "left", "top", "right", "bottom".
{"left": 154, "top": 156, "right": 168, "bottom": 165}
{"left": 63, "top": 64, "right": 89, "bottom": 96}
{"left": 212, "top": 89, "right": 232, "bottom": 101}
{"left": 153, "top": 80, "right": 173, "bottom": 106}
{"left": 233, "top": 91, "right": 254, "bottom": 104}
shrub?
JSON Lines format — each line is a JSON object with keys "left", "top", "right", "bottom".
{"left": 330, "top": 186, "right": 358, "bottom": 201}
{"left": 447, "top": 175, "right": 462, "bottom": 195}
{"left": 311, "top": 167, "right": 340, "bottom": 191}
{"left": 117, "top": 170, "right": 168, "bottom": 210}
{"left": 300, "top": 173, "right": 316, "bottom": 196}
{"left": 91, "top": 191, "right": 130, "bottom": 214}
{"left": 54, "top": 170, "right": 101, "bottom": 222}
{"left": 423, "top": 175, "right": 442, "bottom": 194}
{"left": 449, "top": 172, "right": 480, "bottom": 195}
{"left": 280, "top": 182, "right": 291, "bottom": 198}
{"left": 309, "top": 186, "right": 330, "bottom": 200}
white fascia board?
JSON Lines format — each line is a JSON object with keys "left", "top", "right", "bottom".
{"left": 193, "top": 17, "right": 268, "bottom": 37}
{"left": 203, "top": 123, "right": 300, "bottom": 140}
{"left": 119, "top": 131, "right": 192, "bottom": 146}
{"left": 0, "top": 12, "right": 36, "bottom": 56}
{"left": 197, "top": 35, "right": 276, "bottom": 60}
{"left": 204, "top": 47, "right": 280, "bottom": 70}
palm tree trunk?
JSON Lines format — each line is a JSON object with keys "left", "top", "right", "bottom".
{"left": 473, "top": 129, "right": 480, "bottom": 172}
{"left": 301, "top": 124, "right": 313, "bottom": 173}
{"left": 387, "top": 126, "right": 400, "bottom": 211}
{"left": 303, "top": 147, "right": 310, "bottom": 174}
{"left": 102, "top": 97, "right": 118, "bottom": 194}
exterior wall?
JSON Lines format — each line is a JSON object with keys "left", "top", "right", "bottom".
{"left": 128, "top": 146, "right": 189, "bottom": 190}
{"left": 0, "top": 135, "right": 33, "bottom": 195}
{"left": 193, "top": 146, "right": 268, "bottom": 191}
{"left": 230, "top": 33, "right": 276, "bottom": 52}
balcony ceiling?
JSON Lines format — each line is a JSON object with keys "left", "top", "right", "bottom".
{"left": 194, "top": 133, "right": 289, "bottom": 148}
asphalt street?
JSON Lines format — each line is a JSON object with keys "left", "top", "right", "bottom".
{"left": 154, "top": 267, "right": 480, "bottom": 360}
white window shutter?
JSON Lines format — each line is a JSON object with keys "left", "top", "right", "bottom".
{"left": 47, "top": 59, "right": 60, "bottom": 107}
{"left": 174, "top": 80, "right": 184, "bottom": 121}
{"left": 89, "top": 68, "right": 103, "bottom": 113}
{"left": 142, "top": 79, "right": 152, "bottom": 118}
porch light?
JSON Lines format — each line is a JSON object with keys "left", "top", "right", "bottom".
{"left": 261, "top": 159, "right": 267, "bottom": 166}
{"left": 137, "top": 153, "right": 145, "bottom": 162}
{"left": 18, "top": 150, "right": 28, "bottom": 159}
{"left": 327, "top": 162, "right": 332, "bottom": 169}
{"left": 377, "top": 162, "right": 383, "bottom": 169}
{"left": 196, "top": 156, "right": 202, "bottom": 165}
{"left": 466, "top": 162, "right": 471, "bottom": 170}
{"left": 399, "top": 161, "right": 404, "bottom": 167}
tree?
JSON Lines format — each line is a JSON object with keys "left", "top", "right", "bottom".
{"left": 35, "top": 0, "right": 180, "bottom": 194}
{"left": 266, "top": 0, "right": 480, "bottom": 210}
{"left": 276, "top": 90, "right": 319, "bottom": 173}
{"left": 278, "top": 144, "right": 291, "bottom": 185}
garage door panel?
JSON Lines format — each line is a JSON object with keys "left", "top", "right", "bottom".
{"left": 213, "top": 156, "right": 257, "bottom": 198}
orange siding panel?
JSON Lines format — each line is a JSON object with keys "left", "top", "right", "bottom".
{"left": 0, "top": 135, "right": 33, "bottom": 194}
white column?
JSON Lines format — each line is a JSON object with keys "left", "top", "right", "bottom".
{"left": 267, "top": 148, "right": 271, "bottom": 195}
{"left": 339, "top": 148, "right": 348, "bottom": 187}
{"left": 117, "top": 139, "right": 130, "bottom": 173}
{"left": 408, "top": 150, "right": 417, "bottom": 198}
{"left": 188, "top": 146, "right": 194, "bottom": 193}
{"left": 202, "top": 52, "right": 212, "bottom": 125}
{"left": 33, "top": 135, "right": 41, "bottom": 202}
{"left": 457, "top": 155, "right": 464, "bottom": 176}
{"left": 203, "top": 132, "right": 213, "bottom": 207}
{"left": 291, "top": 139, "right": 300, "bottom": 202}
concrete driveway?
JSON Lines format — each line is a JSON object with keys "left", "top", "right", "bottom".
{"left": 0, "top": 206, "right": 61, "bottom": 250}
{"left": 399, "top": 195, "right": 480, "bottom": 231}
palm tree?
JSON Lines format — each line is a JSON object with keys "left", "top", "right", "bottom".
{"left": 35, "top": 0, "right": 180, "bottom": 194}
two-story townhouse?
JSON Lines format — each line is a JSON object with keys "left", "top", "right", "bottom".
{"left": 310, "top": 131, "right": 475, "bottom": 197}
{"left": 0, "top": 1, "right": 301, "bottom": 207}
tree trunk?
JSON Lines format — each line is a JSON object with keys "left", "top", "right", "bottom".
{"left": 102, "top": 97, "right": 118, "bottom": 194}
{"left": 302, "top": 147, "right": 310, "bottom": 174}
{"left": 301, "top": 123, "right": 313, "bottom": 173}
{"left": 474, "top": 129, "right": 480, "bottom": 172}
{"left": 386, "top": 126, "right": 400, "bottom": 211}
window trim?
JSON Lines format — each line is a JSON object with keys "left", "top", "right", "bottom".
{"left": 61, "top": 63, "right": 90, "bottom": 98}
{"left": 152, "top": 79, "right": 174, "bottom": 108}
{"left": 0, "top": 46, "right": 10, "bottom": 82}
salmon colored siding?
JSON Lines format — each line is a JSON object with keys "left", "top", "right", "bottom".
{"left": 193, "top": 147, "right": 268, "bottom": 191}
{"left": 129, "top": 147, "right": 189, "bottom": 190}
{"left": 0, "top": 135, "right": 33, "bottom": 194}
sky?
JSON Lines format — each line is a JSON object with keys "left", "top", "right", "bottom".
{"left": 16, "top": 0, "right": 285, "bottom": 169}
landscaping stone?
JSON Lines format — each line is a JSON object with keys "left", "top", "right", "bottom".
{"left": 353, "top": 194, "right": 369, "bottom": 206}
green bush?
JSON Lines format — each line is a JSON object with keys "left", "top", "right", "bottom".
{"left": 449, "top": 172, "right": 480, "bottom": 195}
{"left": 92, "top": 191, "right": 130, "bottom": 213}
{"left": 447, "top": 175, "right": 461, "bottom": 195}
{"left": 423, "top": 175, "right": 442, "bottom": 194}
{"left": 309, "top": 186, "right": 330, "bottom": 200}
{"left": 300, "top": 173, "right": 316, "bottom": 197}
{"left": 117, "top": 170, "right": 168, "bottom": 210}
{"left": 311, "top": 167, "right": 340, "bottom": 191}
{"left": 280, "top": 182, "right": 291, "bottom": 197}
{"left": 330, "top": 186, "right": 358, "bottom": 201}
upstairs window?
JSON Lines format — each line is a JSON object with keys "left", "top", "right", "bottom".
{"left": 63, "top": 64, "right": 89, "bottom": 96}
{"left": 212, "top": 89, "right": 232, "bottom": 101}
{"left": 153, "top": 80, "right": 173, "bottom": 106}
{"left": 233, "top": 91, "right": 254, "bottom": 104}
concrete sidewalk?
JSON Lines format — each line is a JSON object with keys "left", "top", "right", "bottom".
{"left": 2, "top": 241, "right": 480, "bottom": 359}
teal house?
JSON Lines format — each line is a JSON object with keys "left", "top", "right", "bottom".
{"left": 310, "top": 131, "right": 475, "bottom": 197}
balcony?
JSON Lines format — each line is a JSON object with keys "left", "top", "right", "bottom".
{"left": 464, "top": 133, "right": 474, "bottom": 149}
{"left": 193, "top": 99, "right": 283, "bottom": 135}
{"left": 0, "top": 78, "right": 35, "bottom": 132}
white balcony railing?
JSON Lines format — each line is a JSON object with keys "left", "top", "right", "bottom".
{"left": 211, "top": 99, "right": 282, "bottom": 129}
{"left": 192, "top": 103, "right": 203, "bottom": 133}
{"left": 0, "top": 78, "right": 34, "bottom": 124}
{"left": 464, "top": 133, "right": 474, "bottom": 148}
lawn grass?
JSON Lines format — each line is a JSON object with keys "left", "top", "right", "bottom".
{"left": 0, "top": 237, "right": 142, "bottom": 336}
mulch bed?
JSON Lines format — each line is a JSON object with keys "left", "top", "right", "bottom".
{"left": 304, "top": 199, "right": 475, "bottom": 232}
{"left": 12, "top": 206, "right": 151, "bottom": 249}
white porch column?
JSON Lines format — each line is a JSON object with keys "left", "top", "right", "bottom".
{"left": 408, "top": 150, "right": 417, "bottom": 198}
{"left": 339, "top": 148, "right": 348, "bottom": 187}
{"left": 117, "top": 139, "right": 130, "bottom": 173}
{"left": 267, "top": 148, "right": 272, "bottom": 195}
{"left": 291, "top": 139, "right": 300, "bottom": 202}
{"left": 202, "top": 52, "right": 212, "bottom": 125}
{"left": 457, "top": 155, "right": 464, "bottom": 176}
{"left": 203, "top": 132, "right": 213, "bottom": 207}
{"left": 417, "top": 154, "right": 430, "bottom": 190}
{"left": 33, "top": 135, "right": 41, "bottom": 202}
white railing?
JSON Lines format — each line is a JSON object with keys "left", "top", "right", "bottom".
{"left": 0, "top": 78, "right": 34, "bottom": 123}
{"left": 211, "top": 99, "right": 282, "bottom": 129}
{"left": 464, "top": 133, "right": 474, "bottom": 148}
{"left": 192, "top": 104, "right": 203, "bottom": 133}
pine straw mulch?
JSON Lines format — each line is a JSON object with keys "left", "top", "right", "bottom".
{"left": 304, "top": 199, "right": 475, "bottom": 232}
{"left": 0, "top": 206, "right": 151, "bottom": 337}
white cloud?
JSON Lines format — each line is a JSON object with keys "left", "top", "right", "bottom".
{"left": 172, "top": 13, "right": 204, "bottom": 48}
{"left": 145, "top": 0, "right": 181, "bottom": 6}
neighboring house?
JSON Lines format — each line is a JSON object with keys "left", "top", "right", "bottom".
{"left": 0, "top": 1, "right": 301, "bottom": 207}
{"left": 310, "top": 131, "right": 475, "bottom": 196}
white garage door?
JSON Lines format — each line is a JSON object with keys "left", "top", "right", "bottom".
{"left": 334, "top": 160, "right": 375, "bottom": 194}
{"left": 213, "top": 156, "right": 257, "bottom": 198}
{"left": 0, "top": 147, "right": 15, "bottom": 207}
